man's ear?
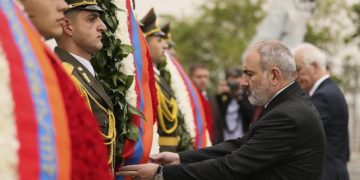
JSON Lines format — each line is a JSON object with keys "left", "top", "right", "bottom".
{"left": 62, "top": 18, "right": 73, "bottom": 36}
{"left": 270, "top": 67, "right": 281, "bottom": 86}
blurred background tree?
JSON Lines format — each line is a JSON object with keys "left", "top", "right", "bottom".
{"left": 165, "top": 0, "right": 265, "bottom": 78}
{"left": 304, "top": 0, "right": 349, "bottom": 55}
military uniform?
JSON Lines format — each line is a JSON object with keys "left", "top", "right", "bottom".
{"left": 55, "top": 0, "right": 116, "bottom": 171}
{"left": 141, "top": 8, "right": 180, "bottom": 152}
{"left": 55, "top": 47, "right": 114, "bottom": 134}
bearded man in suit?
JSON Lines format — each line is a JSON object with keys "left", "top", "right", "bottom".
{"left": 117, "top": 40, "right": 326, "bottom": 180}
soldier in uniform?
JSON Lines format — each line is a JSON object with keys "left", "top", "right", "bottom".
{"left": 54, "top": 0, "right": 116, "bottom": 171}
{"left": 141, "top": 8, "right": 180, "bottom": 152}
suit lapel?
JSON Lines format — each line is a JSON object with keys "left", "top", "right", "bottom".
{"left": 261, "top": 82, "right": 301, "bottom": 116}
{"left": 54, "top": 46, "right": 113, "bottom": 110}
{"left": 312, "top": 78, "right": 331, "bottom": 97}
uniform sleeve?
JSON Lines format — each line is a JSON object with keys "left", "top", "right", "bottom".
{"left": 163, "top": 110, "right": 298, "bottom": 180}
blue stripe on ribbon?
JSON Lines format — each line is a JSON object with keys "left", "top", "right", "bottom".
{"left": 172, "top": 58, "right": 204, "bottom": 148}
{"left": 0, "top": 1, "right": 58, "bottom": 179}
{"left": 128, "top": 8, "right": 145, "bottom": 165}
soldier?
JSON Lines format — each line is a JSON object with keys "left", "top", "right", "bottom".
{"left": 160, "top": 22, "right": 176, "bottom": 56}
{"left": 140, "top": 8, "right": 181, "bottom": 152}
{"left": 54, "top": 0, "right": 116, "bottom": 171}
{"left": 160, "top": 22, "right": 212, "bottom": 148}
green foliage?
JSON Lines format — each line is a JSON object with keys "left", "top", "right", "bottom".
{"left": 352, "top": 4, "right": 360, "bottom": 34}
{"left": 304, "top": 0, "right": 353, "bottom": 88}
{"left": 92, "top": 0, "right": 139, "bottom": 164}
{"left": 341, "top": 55, "right": 360, "bottom": 93}
{"left": 176, "top": 113, "right": 193, "bottom": 152}
{"left": 304, "top": 25, "right": 334, "bottom": 52}
{"left": 340, "top": 3, "right": 360, "bottom": 93}
{"left": 350, "top": 3, "right": 360, "bottom": 44}
{"left": 168, "top": 0, "right": 265, "bottom": 76}
{"left": 157, "top": 60, "right": 171, "bottom": 84}
{"left": 304, "top": 0, "right": 348, "bottom": 54}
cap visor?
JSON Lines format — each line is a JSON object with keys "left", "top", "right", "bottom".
{"left": 151, "top": 31, "right": 166, "bottom": 38}
{"left": 72, "top": 5, "right": 104, "bottom": 12}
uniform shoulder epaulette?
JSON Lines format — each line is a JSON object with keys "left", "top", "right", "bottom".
{"left": 62, "top": 62, "right": 74, "bottom": 75}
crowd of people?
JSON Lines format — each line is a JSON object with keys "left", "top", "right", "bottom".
{"left": 0, "top": 0, "right": 350, "bottom": 180}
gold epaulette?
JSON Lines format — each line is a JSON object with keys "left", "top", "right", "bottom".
{"left": 61, "top": 62, "right": 92, "bottom": 109}
{"left": 62, "top": 62, "right": 75, "bottom": 75}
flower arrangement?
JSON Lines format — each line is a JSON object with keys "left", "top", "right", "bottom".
{"left": 0, "top": 44, "right": 19, "bottom": 180}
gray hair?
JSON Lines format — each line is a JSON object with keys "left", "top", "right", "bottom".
{"left": 253, "top": 40, "right": 297, "bottom": 80}
{"left": 293, "top": 43, "right": 327, "bottom": 70}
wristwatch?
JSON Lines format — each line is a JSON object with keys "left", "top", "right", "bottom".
{"left": 154, "top": 165, "right": 164, "bottom": 180}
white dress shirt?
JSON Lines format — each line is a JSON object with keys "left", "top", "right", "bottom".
{"left": 309, "top": 75, "right": 330, "bottom": 97}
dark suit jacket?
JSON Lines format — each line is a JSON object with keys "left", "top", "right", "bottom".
{"left": 311, "top": 78, "right": 350, "bottom": 180}
{"left": 54, "top": 46, "right": 113, "bottom": 134}
{"left": 163, "top": 82, "right": 326, "bottom": 180}
{"left": 214, "top": 93, "right": 255, "bottom": 143}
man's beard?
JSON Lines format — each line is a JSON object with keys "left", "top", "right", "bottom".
{"left": 248, "top": 78, "right": 272, "bottom": 106}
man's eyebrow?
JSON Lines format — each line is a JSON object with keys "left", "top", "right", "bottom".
{"left": 88, "top": 13, "right": 99, "bottom": 18}
{"left": 243, "top": 69, "right": 254, "bottom": 74}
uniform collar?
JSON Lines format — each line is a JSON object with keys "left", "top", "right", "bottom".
{"left": 70, "top": 53, "right": 96, "bottom": 77}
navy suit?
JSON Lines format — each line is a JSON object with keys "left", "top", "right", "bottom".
{"left": 311, "top": 77, "right": 350, "bottom": 180}
{"left": 163, "top": 82, "right": 326, "bottom": 180}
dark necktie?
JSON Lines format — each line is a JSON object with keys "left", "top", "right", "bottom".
{"left": 251, "top": 106, "right": 264, "bottom": 123}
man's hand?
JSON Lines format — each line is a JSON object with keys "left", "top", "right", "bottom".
{"left": 116, "top": 163, "right": 159, "bottom": 180}
{"left": 150, "top": 152, "right": 180, "bottom": 165}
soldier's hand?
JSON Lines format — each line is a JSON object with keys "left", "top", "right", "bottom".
{"left": 150, "top": 152, "right": 180, "bottom": 165}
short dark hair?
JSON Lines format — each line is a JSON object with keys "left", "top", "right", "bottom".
{"left": 189, "top": 64, "right": 208, "bottom": 77}
{"left": 225, "top": 67, "right": 243, "bottom": 79}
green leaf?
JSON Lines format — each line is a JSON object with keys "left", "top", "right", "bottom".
{"left": 91, "top": 52, "right": 107, "bottom": 71}
{"left": 104, "top": 13, "right": 114, "bottom": 30}
{"left": 115, "top": 61, "right": 122, "bottom": 70}
{"left": 127, "top": 104, "right": 145, "bottom": 120}
{"left": 125, "top": 75, "right": 134, "bottom": 89}
{"left": 126, "top": 123, "right": 139, "bottom": 141}
{"left": 120, "top": 44, "right": 133, "bottom": 54}
{"left": 112, "top": 75, "right": 118, "bottom": 86}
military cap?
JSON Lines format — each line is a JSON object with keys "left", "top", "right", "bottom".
{"left": 140, "top": 8, "right": 165, "bottom": 37}
{"left": 65, "top": 0, "right": 103, "bottom": 12}
{"left": 161, "top": 22, "right": 175, "bottom": 47}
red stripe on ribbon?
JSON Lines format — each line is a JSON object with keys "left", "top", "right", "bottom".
{"left": 0, "top": 9, "right": 40, "bottom": 179}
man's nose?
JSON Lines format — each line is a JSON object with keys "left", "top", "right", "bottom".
{"left": 98, "top": 20, "right": 107, "bottom": 32}
{"left": 240, "top": 77, "right": 247, "bottom": 87}
{"left": 162, "top": 41, "right": 168, "bottom": 49}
